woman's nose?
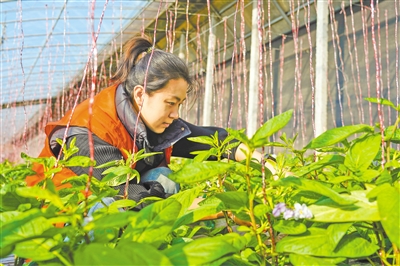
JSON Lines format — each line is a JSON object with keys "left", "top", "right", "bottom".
{"left": 169, "top": 110, "right": 179, "bottom": 119}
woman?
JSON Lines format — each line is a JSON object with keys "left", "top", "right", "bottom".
{"left": 27, "top": 35, "right": 274, "bottom": 208}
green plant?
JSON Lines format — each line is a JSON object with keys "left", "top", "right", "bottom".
{"left": 1, "top": 98, "right": 399, "bottom": 265}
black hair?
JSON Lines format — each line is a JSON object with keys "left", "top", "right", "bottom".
{"left": 111, "top": 34, "right": 193, "bottom": 96}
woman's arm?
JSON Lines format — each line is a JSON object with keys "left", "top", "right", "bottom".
{"left": 172, "top": 120, "right": 240, "bottom": 160}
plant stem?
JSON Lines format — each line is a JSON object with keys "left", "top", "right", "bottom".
{"left": 393, "top": 243, "right": 399, "bottom": 266}
{"left": 386, "top": 116, "right": 400, "bottom": 166}
{"left": 354, "top": 223, "right": 377, "bottom": 231}
{"left": 222, "top": 211, "right": 233, "bottom": 233}
{"left": 124, "top": 173, "right": 130, "bottom": 200}
{"left": 266, "top": 213, "right": 278, "bottom": 266}
{"left": 53, "top": 250, "right": 73, "bottom": 266}
{"left": 83, "top": 233, "right": 91, "bottom": 244}
{"left": 245, "top": 149, "right": 267, "bottom": 264}
{"left": 15, "top": 257, "right": 24, "bottom": 266}
{"left": 366, "top": 257, "right": 376, "bottom": 266}
{"left": 374, "top": 222, "right": 389, "bottom": 265}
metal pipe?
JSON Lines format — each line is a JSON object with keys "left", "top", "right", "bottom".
{"left": 247, "top": 0, "right": 260, "bottom": 137}
{"left": 202, "top": 16, "right": 216, "bottom": 126}
{"left": 314, "top": 0, "right": 329, "bottom": 137}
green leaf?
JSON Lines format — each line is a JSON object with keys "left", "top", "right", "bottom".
{"left": 333, "top": 232, "right": 379, "bottom": 258}
{"left": 121, "top": 199, "right": 181, "bottom": 248}
{"left": 1, "top": 164, "right": 36, "bottom": 181}
{"left": 20, "top": 152, "right": 51, "bottom": 165}
{"left": 251, "top": 109, "right": 293, "bottom": 147}
{"left": 0, "top": 191, "right": 38, "bottom": 212}
{"left": 74, "top": 244, "right": 135, "bottom": 265}
{"left": 224, "top": 256, "right": 256, "bottom": 266}
{"left": 104, "top": 170, "right": 139, "bottom": 187}
{"left": 326, "top": 223, "right": 353, "bottom": 246}
{"left": 375, "top": 169, "right": 393, "bottom": 185}
{"left": 168, "top": 161, "right": 234, "bottom": 184}
{"left": 16, "top": 186, "right": 65, "bottom": 210}
{"left": 308, "top": 190, "right": 380, "bottom": 222}
{"left": 276, "top": 227, "right": 378, "bottom": 258}
{"left": 118, "top": 242, "right": 173, "bottom": 265}
{"left": 101, "top": 165, "right": 132, "bottom": 177}
{"left": 328, "top": 175, "right": 357, "bottom": 184}
{"left": 306, "top": 124, "right": 374, "bottom": 149}
{"left": 1, "top": 210, "right": 52, "bottom": 248}
{"left": 262, "top": 141, "right": 286, "bottom": 148}
{"left": 366, "top": 184, "right": 385, "bottom": 199}
{"left": 107, "top": 199, "right": 137, "bottom": 212}
{"left": 214, "top": 191, "right": 248, "bottom": 211}
{"left": 74, "top": 242, "right": 173, "bottom": 265}
{"left": 173, "top": 197, "right": 225, "bottom": 229}
{"left": 358, "top": 169, "right": 380, "bottom": 183}
{"left": 0, "top": 243, "right": 14, "bottom": 259}
{"left": 13, "top": 238, "right": 60, "bottom": 262}
{"left": 344, "top": 134, "right": 381, "bottom": 173}
{"left": 225, "top": 141, "right": 241, "bottom": 151}
{"left": 91, "top": 227, "right": 119, "bottom": 243}
{"left": 191, "top": 148, "right": 217, "bottom": 162}
{"left": 135, "top": 151, "right": 163, "bottom": 162}
{"left": 275, "top": 177, "right": 356, "bottom": 206}
{"left": 273, "top": 220, "right": 307, "bottom": 235}
{"left": 226, "top": 129, "right": 250, "bottom": 147}
{"left": 240, "top": 248, "right": 263, "bottom": 264}
{"left": 163, "top": 234, "right": 242, "bottom": 265}
{"left": 169, "top": 187, "right": 203, "bottom": 217}
{"left": 293, "top": 155, "right": 344, "bottom": 177}
{"left": 221, "top": 232, "right": 248, "bottom": 250}
{"left": 384, "top": 125, "right": 400, "bottom": 143}
{"left": 291, "top": 190, "right": 323, "bottom": 205}
{"left": 84, "top": 211, "right": 138, "bottom": 231}
{"left": 101, "top": 166, "right": 138, "bottom": 187}
{"left": 62, "top": 156, "right": 94, "bottom": 167}
{"left": 187, "top": 136, "right": 215, "bottom": 146}
{"left": 376, "top": 184, "right": 400, "bottom": 247}
{"left": 365, "top": 97, "right": 397, "bottom": 109}
{"left": 289, "top": 254, "right": 346, "bottom": 266}
{"left": 253, "top": 204, "right": 269, "bottom": 219}
{"left": 95, "top": 160, "right": 121, "bottom": 169}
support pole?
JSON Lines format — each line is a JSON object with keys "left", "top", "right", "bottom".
{"left": 315, "top": 0, "right": 329, "bottom": 137}
{"left": 203, "top": 16, "right": 216, "bottom": 126}
{"left": 178, "top": 33, "right": 185, "bottom": 60}
{"left": 247, "top": 0, "right": 260, "bottom": 137}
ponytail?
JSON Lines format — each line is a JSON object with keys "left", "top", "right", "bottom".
{"left": 111, "top": 34, "right": 193, "bottom": 97}
{"left": 111, "top": 34, "right": 152, "bottom": 85}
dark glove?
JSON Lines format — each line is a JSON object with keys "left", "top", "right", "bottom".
{"left": 128, "top": 181, "right": 168, "bottom": 210}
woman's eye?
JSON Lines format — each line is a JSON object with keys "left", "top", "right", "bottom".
{"left": 168, "top": 102, "right": 175, "bottom": 106}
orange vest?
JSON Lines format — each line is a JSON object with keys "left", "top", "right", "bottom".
{"left": 26, "top": 84, "right": 172, "bottom": 188}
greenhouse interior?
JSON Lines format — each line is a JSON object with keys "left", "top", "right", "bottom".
{"left": 1, "top": 0, "right": 399, "bottom": 265}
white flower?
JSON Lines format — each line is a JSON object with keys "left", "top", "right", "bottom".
{"left": 283, "top": 209, "right": 295, "bottom": 220}
{"left": 293, "top": 203, "right": 313, "bottom": 220}
{"left": 272, "top": 202, "right": 287, "bottom": 217}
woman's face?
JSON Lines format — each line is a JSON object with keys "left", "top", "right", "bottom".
{"left": 133, "top": 78, "right": 188, "bottom": 134}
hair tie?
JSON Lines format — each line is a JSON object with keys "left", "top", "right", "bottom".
{"left": 146, "top": 46, "right": 153, "bottom": 54}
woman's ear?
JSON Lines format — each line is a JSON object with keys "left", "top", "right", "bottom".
{"left": 133, "top": 85, "right": 145, "bottom": 106}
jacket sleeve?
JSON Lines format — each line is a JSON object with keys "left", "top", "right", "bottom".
{"left": 56, "top": 133, "right": 124, "bottom": 180}
{"left": 172, "top": 120, "right": 239, "bottom": 160}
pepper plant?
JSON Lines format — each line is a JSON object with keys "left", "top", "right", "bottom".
{"left": 1, "top": 98, "right": 399, "bottom": 265}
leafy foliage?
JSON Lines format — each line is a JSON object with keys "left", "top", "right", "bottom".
{"left": 1, "top": 98, "right": 399, "bottom": 265}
